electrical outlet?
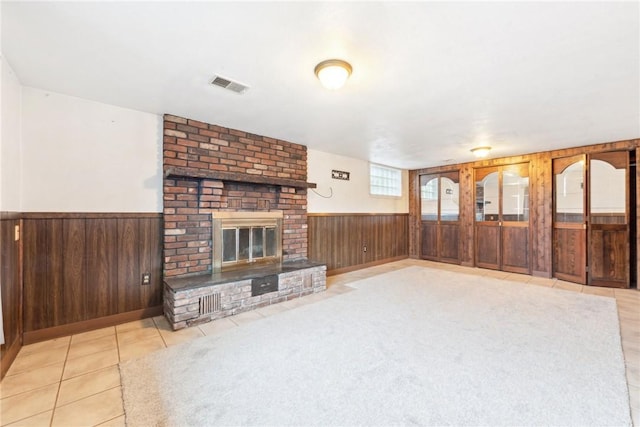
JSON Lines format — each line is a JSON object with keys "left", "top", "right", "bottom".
{"left": 363, "top": 245, "right": 367, "bottom": 253}
{"left": 142, "top": 273, "right": 151, "bottom": 285}
{"left": 14, "top": 225, "right": 20, "bottom": 241}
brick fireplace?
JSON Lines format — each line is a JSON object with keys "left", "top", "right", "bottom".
{"left": 162, "top": 114, "right": 326, "bottom": 329}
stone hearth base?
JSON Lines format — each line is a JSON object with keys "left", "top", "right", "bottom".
{"left": 164, "top": 261, "right": 326, "bottom": 330}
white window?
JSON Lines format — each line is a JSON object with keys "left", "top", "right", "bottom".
{"left": 370, "top": 163, "right": 402, "bottom": 197}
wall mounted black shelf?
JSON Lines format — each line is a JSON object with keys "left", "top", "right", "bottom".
{"left": 165, "top": 166, "right": 317, "bottom": 189}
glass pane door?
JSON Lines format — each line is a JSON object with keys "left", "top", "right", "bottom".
{"left": 420, "top": 172, "right": 460, "bottom": 263}
{"left": 500, "top": 164, "right": 530, "bottom": 273}
{"left": 440, "top": 177, "right": 459, "bottom": 221}
{"left": 502, "top": 171, "right": 529, "bottom": 222}
{"left": 475, "top": 172, "right": 499, "bottom": 222}
{"left": 474, "top": 164, "right": 531, "bottom": 274}
{"left": 555, "top": 160, "right": 585, "bottom": 223}
{"left": 420, "top": 176, "right": 439, "bottom": 221}
{"left": 590, "top": 159, "right": 626, "bottom": 224}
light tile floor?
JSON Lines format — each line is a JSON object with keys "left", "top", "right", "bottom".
{"left": 1, "top": 259, "right": 638, "bottom": 426}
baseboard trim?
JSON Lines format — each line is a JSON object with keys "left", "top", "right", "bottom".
{"left": 23, "top": 306, "right": 164, "bottom": 345}
{"left": 327, "top": 256, "right": 408, "bottom": 276}
{"left": 461, "top": 261, "right": 474, "bottom": 267}
{"left": 532, "top": 270, "right": 552, "bottom": 278}
{"left": 1, "top": 338, "right": 22, "bottom": 379}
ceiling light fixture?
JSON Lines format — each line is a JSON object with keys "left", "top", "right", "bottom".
{"left": 314, "top": 59, "right": 352, "bottom": 90}
{"left": 471, "top": 146, "right": 492, "bottom": 158}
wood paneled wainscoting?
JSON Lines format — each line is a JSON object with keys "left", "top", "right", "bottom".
{"left": 22, "top": 213, "right": 163, "bottom": 344}
{"left": 308, "top": 213, "right": 409, "bottom": 275}
{"left": 409, "top": 138, "right": 639, "bottom": 287}
{"left": 1, "top": 212, "right": 22, "bottom": 379}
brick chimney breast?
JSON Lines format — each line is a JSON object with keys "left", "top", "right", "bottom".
{"left": 162, "top": 114, "right": 309, "bottom": 278}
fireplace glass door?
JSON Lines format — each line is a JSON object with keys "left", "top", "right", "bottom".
{"left": 212, "top": 211, "right": 283, "bottom": 272}
{"left": 222, "top": 226, "right": 278, "bottom": 265}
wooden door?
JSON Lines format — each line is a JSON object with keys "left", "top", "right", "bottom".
{"left": 420, "top": 174, "right": 439, "bottom": 260}
{"left": 501, "top": 164, "right": 531, "bottom": 274}
{"left": 438, "top": 172, "right": 461, "bottom": 263}
{"left": 420, "top": 172, "right": 460, "bottom": 264}
{"left": 553, "top": 152, "right": 631, "bottom": 288}
{"left": 420, "top": 222, "right": 438, "bottom": 259}
{"left": 588, "top": 151, "right": 630, "bottom": 288}
{"left": 475, "top": 168, "right": 501, "bottom": 270}
{"left": 474, "top": 164, "right": 531, "bottom": 273}
{"left": 553, "top": 155, "right": 587, "bottom": 283}
{"left": 439, "top": 222, "right": 460, "bottom": 264}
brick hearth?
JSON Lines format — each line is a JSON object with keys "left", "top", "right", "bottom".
{"left": 164, "top": 261, "right": 326, "bottom": 330}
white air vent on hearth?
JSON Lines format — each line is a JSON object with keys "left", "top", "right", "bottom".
{"left": 210, "top": 75, "right": 249, "bottom": 94}
{"left": 199, "top": 293, "right": 221, "bottom": 315}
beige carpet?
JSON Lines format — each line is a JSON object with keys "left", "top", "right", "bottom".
{"left": 120, "top": 266, "right": 631, "bottom": 426}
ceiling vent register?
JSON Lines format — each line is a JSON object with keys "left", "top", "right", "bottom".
{"left": 210, "top": 75, "right": 249, "bottom": 94}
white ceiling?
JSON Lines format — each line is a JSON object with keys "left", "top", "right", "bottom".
{"left": 2, "top": 1, "right": 639, "bottom": 169}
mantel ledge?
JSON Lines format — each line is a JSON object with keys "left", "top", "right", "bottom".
{"left": 165, "top": 167, "right": 316, "bottom": 189}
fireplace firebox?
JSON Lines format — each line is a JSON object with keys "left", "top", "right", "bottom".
{"left": 212, "top": 211, "right": 283, "bottom": 273}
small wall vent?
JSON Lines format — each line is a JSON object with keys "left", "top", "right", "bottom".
{"left": 210, "top": 75, "right": 249, "bottom": 94}
{"left": 199, "top": 293, "right": 221, "bottom": 315}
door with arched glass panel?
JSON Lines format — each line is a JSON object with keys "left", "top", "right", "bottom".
{"left": 474, "top": 164, "right": 531, "bottom": 273}
{"left": 589, "top": 152, "right": 630, "bottom": 287}
{"left": 553, "top": 151, "right": 630, "bottom": 287}
{"left": 420, "top": 171, "right": 460, "bottom": 264}
{"left": 552, "top": 155, "right": 587, "bottom": 283}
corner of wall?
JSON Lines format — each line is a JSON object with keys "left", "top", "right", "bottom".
{"left": 0, "top": 54, "right": 23, "bottom": 212}
{"left": 0, "top": 52, "right": 24, "bottom": 377}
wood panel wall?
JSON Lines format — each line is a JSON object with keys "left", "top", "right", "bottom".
{"left": 631, "top": 147, "right": 640, "bottom": 284}
{"left": 1, "top": 213, "right": 22, "bottom": 379}
{"left": 308, "top": 213, "right": 409, "bottom": 274}
{"left": 409, "top": 139, "right": 639, "bottom": 281}
{"left": 22, "top": 213, "right": 163, "bottom": 343}
{"left": 408, "top": 174, "right": 421, "bottom": 259}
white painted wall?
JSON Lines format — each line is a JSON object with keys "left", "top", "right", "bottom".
{"left": 0, "top": 54, "right": 22, "bottom": 212}
{"left": 307, "top": 149, "right": 408, "bottom": 213}
{"left": 21, "top": 88, "right": 162, "bottom": 212}
{"left": 15, "top": 87, "right": 408, "bottom": 214}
